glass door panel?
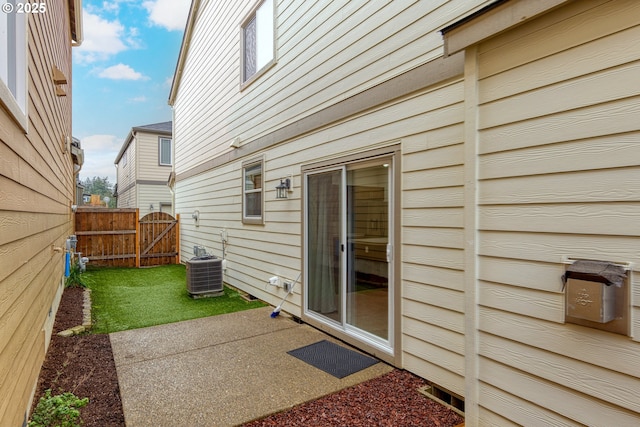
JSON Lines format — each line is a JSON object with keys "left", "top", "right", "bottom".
{"left": 306, "top": 169, "right": 343, "bottom": 323}
{"left": 305, "top": 156, "right": 393, "bottom": 349}
{"left": 346, "top": 162, "right": 389, "bottom": 340}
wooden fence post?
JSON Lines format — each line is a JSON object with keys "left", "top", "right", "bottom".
{"left": 135, "top": 208, "right": 140, "bottom": 268}
{"left": 175, "top": 213, "right": 180, "bottom": 264}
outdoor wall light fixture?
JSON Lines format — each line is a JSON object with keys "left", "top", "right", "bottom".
{"left": 275, "top": 176, "right": 292, "bottom": 199}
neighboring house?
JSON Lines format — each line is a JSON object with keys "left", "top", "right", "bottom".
{"left": 0, "top": 2, "right": 83, "bottom": 425}
{"left": 169, "top": 0, "right": 640, "bottom": 425}
{"left": 114, "top": 121, "right": 174, "bottom": 217}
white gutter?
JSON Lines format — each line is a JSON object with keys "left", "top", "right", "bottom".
{"left": 71, "top": 0, "right": 83, "bottom": 47}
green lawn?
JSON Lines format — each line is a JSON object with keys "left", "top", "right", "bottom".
{"left": 84, "top": 264, "right": 265, "bottom": 334}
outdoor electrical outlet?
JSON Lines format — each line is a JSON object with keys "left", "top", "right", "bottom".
{"left": 284, "top": 281, "right": 292, "bottom": 293}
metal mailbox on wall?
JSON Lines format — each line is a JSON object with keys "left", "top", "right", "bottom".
{"left": 563, "top": 260, "right": 629, "bottom": 334}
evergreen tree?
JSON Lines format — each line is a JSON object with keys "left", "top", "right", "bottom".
{"left": 81, "top": 176, "right": 116, "bottom": 207}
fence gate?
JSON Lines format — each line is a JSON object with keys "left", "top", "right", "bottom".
{"left": 75, "top": 207, "right": 180, "bottom": 268}
{"left": 138, "top": 212, "right": 179, "bottom": 267}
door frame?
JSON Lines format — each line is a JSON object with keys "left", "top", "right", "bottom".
{"left": 301, "top": 145, "right": 402, "bottom": 366}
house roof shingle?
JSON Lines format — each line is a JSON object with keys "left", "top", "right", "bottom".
{"left": 132, "top": 121, "right": 173, "bottom": 134}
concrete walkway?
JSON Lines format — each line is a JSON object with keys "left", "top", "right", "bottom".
{"left": 110, "top": 307, "right": 392, "bottom": 426}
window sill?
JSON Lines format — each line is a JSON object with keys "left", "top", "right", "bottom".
{"left": 0, "top": 84, "right": 28, "bottom": 133}
{"left": 240, "top": 59, "right": 276, "bottom": 92}
{"left": 242, "top": 217, "right": 264, "bottom": 225}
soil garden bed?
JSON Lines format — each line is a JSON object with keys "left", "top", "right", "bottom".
{"left": 31, "top": 287, "right": 125, "bottom": 426}
{"left": 32, "top": 287, "right": 464, "bottom": 426}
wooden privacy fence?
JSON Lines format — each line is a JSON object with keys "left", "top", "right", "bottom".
{"left": 75, "top": 207, "right": 180, "bottom": 268}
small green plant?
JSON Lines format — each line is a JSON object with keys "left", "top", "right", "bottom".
{"left": 65, "top": 262, "right": 86, "bottom": 288}
{"left": 29, "top": 389, "right": 88, "bottom": 427}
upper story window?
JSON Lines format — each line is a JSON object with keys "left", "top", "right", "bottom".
{"left": 242, "top": 158, "right": 264, "bottom": 224}
{"left": 159, "top": 137, "right": 172, "bottom": 166}
{"left": 122, "top": 150, "right": 128, "bottom": 167}
{"left": 0, "top": 4, "right": 28, "bottom": 129}
{"left": 241, "top": 0, "right": 274, "bottom": 85}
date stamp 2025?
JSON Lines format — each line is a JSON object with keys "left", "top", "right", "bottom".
{"left": 2, "top": 2, "right": 47, "bottom": 14}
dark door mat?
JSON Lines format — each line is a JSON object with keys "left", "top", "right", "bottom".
{"left": 287, "top": 339, "right": 379, "bottom": 378}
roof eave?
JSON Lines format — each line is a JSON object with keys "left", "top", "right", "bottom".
{"left": 440, "top": 0, "right": 570, "bottom": 56}
{"left": 114, "top": 130, "right": 134, "bottom": 165}
{"left": 69, "top": 0, "right": 83, "bottom": 46}
{"left": 168, "top": 0, "right": 201, "bottom": 106}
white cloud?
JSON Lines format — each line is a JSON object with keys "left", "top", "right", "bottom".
{"left": 80, "top": 135, "right": 123, "bottom": 183}
{"left": 143, "top": 0, "right": 190, "bottom": 31}
{"left": 98, "top": 64, "right": 149, "bottom": 80}
{"left": 82, "top": 134, "right": 122, "bottom": 152}
{"left": 128, "top": 96, "right": 148, "bottom": 103}
{"left": 101, "top": 1, "right": 120, "bottom": 13}
{"left": 74, "top": 10, "right": 142, "bottom": 63}
{"left": 74, "top": 11, "right": 127, "bottom": 63}
{"left": 91, "top": 0, "right": 137, "bottom": 15}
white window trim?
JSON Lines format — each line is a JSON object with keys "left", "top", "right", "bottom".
{"left": 159, "top": 137, "right": 172, "bottom": 166}
{"left": 242, "top": 157, "right": 264, "bottom": 224}
{"left": 0, "top": 7, "right": 28, "bottom": 131}
{"left": 240, "top": 0, "right": 276, "bottom": 90}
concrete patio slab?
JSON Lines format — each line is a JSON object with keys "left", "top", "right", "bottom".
{"left": 110, "top": 307, "right": 393, "bottom": 426}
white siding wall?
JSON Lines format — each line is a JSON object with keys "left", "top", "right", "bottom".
{"left": 117, "top": 133, "right": 173, "bottom": 216}
{"left": 173, "top": 0, "right": 640, "bottom": 423}
{"left": 474, "top": 0, "right": 640, "bottom": 424}
{"left": 401, "top": 80, "right": 466, "bottom": 396}
{"left": 137, "top": 131, "right": 172, "bottom": 181}
{"left": 137, "top": 130, "right": 172, "bottom": 217}
{"left": 174, "top": 0, "right": 490, "bottom": 402}
{"left": 176, "top": 83, "right": 462, "bottom": 322}
{"left": 116, "top": 140, "right": 136, "bottom": 208}
{"left": 173, "top": 0, "right": 490, "bottom": 175}
{"left": 138, "top": 184, "right": 172, "bottom": 218}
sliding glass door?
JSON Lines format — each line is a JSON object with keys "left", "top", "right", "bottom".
{"left": 305, "top": 157, "right": 393, "bottom": 350}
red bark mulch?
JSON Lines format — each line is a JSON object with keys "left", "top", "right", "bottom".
{"left": 242, "top": 369, "right": 464, "bottom": 427}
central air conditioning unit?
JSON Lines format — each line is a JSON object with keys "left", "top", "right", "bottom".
{"left": 186, "top": 255, "right": 224, "bottom": 298}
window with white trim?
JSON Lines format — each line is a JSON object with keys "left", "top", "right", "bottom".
{"left": 0, "top": 3, "right": 28, "bottom": 127}
{"left": 159, "top": 137, "right": 172, "bottom": 166}
{"left": 242, "top": 158, "right": 264, "bottom": 224}
{"left": 241, "top": 0, "right": 274, "bottom": 84}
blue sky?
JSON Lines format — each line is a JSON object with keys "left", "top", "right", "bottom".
{"left": 73, "top": 0, "right": 191, "bottom": 184}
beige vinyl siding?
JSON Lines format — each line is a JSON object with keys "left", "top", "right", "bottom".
{"left": 171, "top": 0, "right": 640, "bottom": 423}
{"left": 474, "top": 0, "right": 640, "bottom": 424}
{"left": 176, "top": 74, "right": 467, "bottom": 380}
{"left": 177, "top": 159, "right": 302, "bottom": 311}
{"left": 0, "top": 3, "right": 74, "bottom": 425}
{"left": 137, "top": 131, "right": 172, "bottom": 180}
{"left": 116, "top": 140, "right": 136, "bottom": 208}
{"left": 138, "top": 183, "right": 172, "bottom": 218}
{"left": 173, "top": 0, "right": 491, "bottom": 175}
{"left": 116, "top": 132, "right": 173, "bottom": 216}
{"left": 401, "top": 80, "right": 466, "bottom": 396}
{"left": 117, "top": 185, "right": 136, "bottom": 209}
